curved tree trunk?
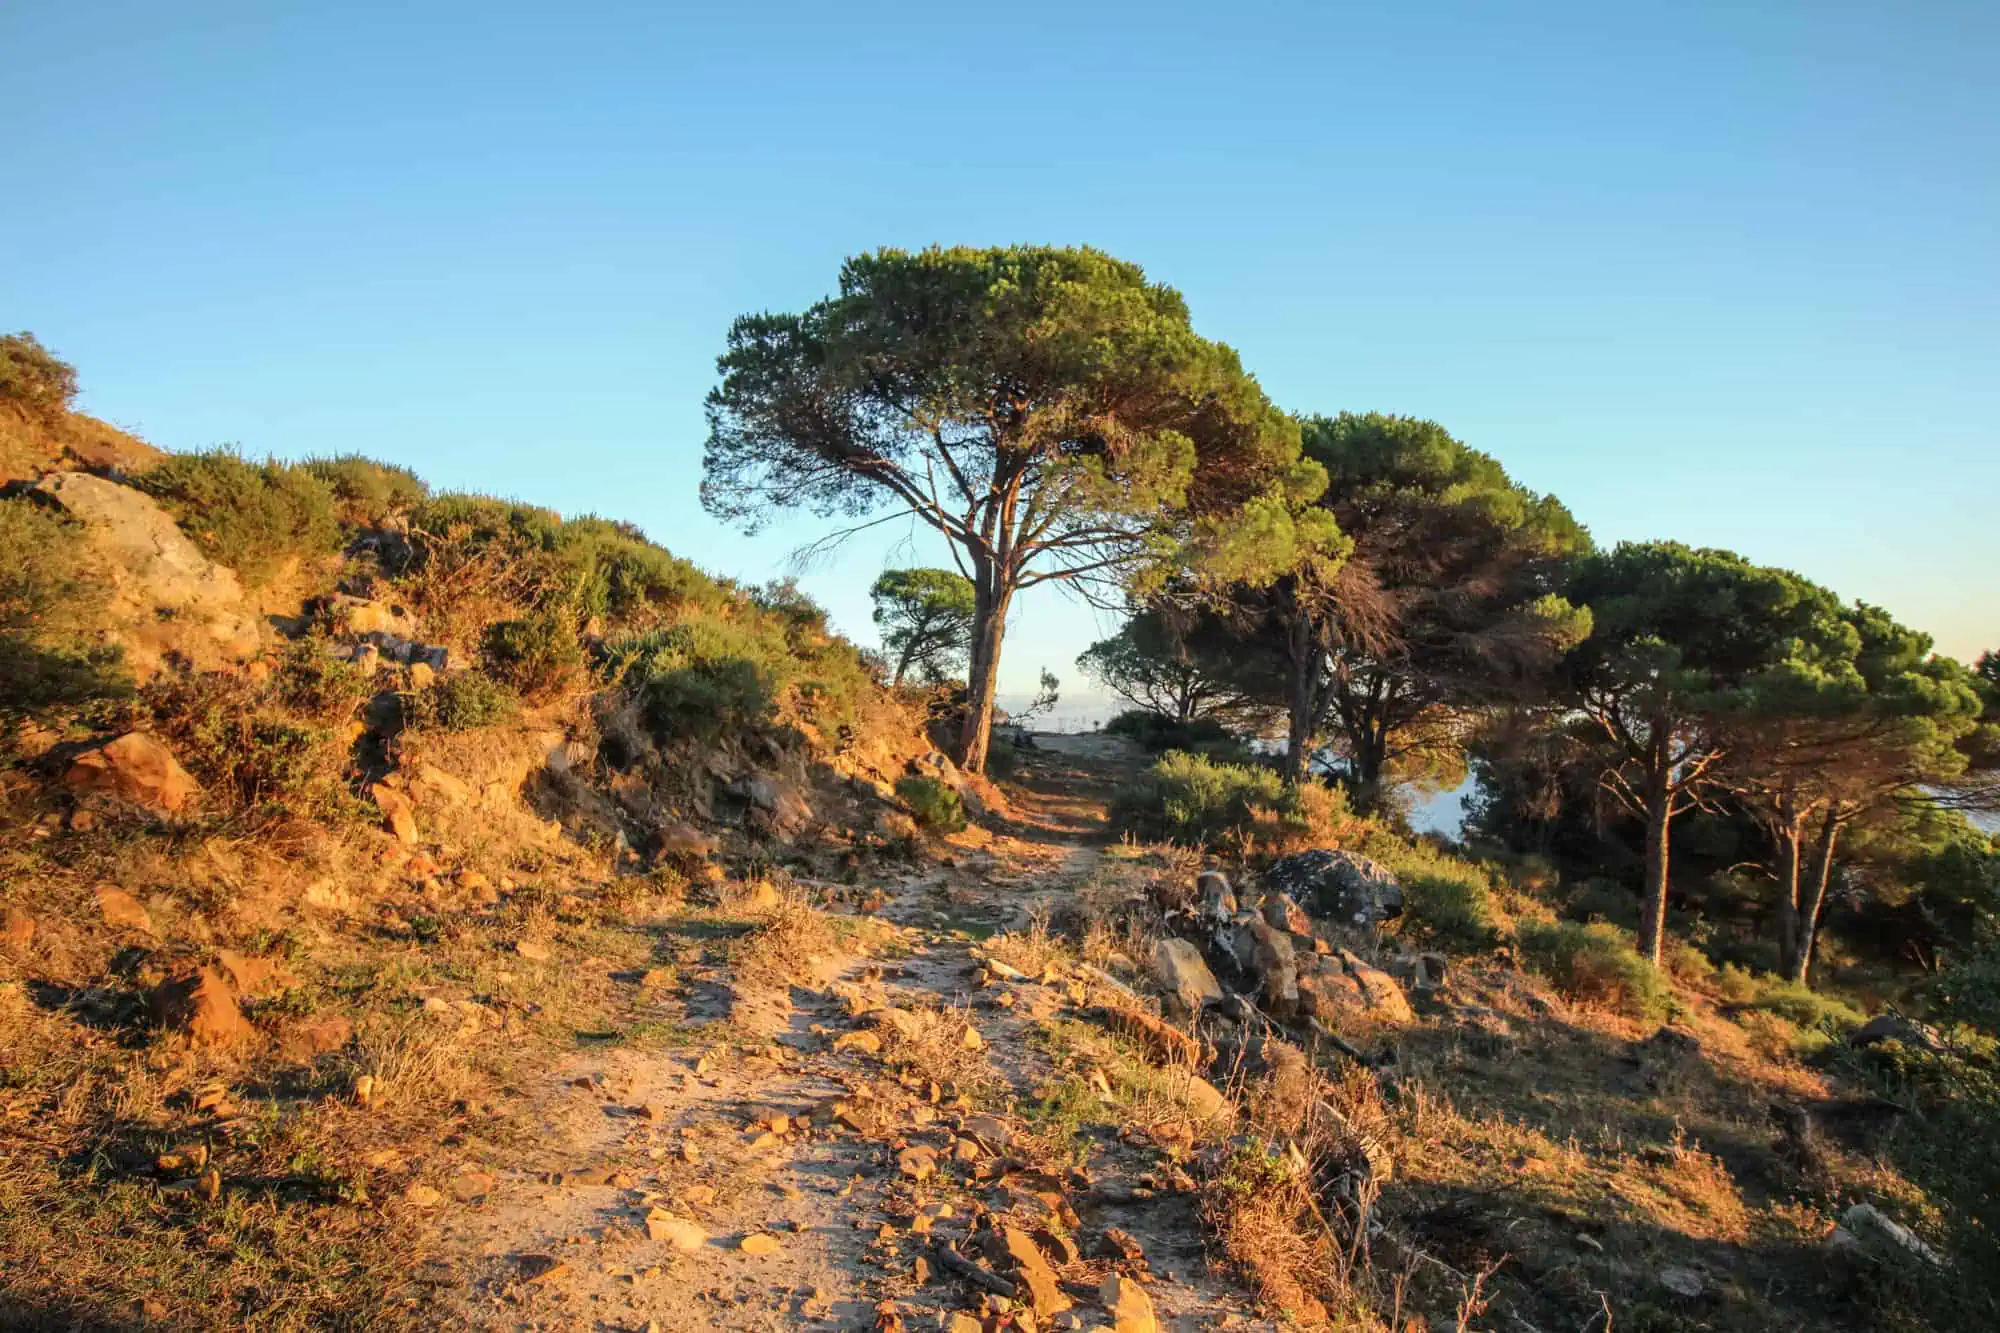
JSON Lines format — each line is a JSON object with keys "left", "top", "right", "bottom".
{"left": 955, "top": 571, "right": 1011, "bottom": 775}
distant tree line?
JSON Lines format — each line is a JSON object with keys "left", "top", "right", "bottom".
{"left": 703, "top": 243, "right": 1998, "bottom": 996}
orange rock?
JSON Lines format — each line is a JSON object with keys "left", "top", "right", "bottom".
{"left": 95, "top": 885, "right": 155, "bottom": 935}
{"left": 370, "top": 784, "right": 419, "bottom": 844}
{"left": 1, "top": 907, "right": 34, "bottom": 949}
{"left": 62, "top": 733, "right": 199, "bottom": 814}
{"left": 152, "top": 967, "right": 254, "bottom": 1047}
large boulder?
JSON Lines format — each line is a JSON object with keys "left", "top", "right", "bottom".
{"left": 31, "top": 471, "right": 263, "bottom": 681}
{"left": 62, "top": 733, "right": 200, "bottom": 815}
{"left": 1263, "top": 849, "right": 1404, "bottom": 927}
{"left": 1828, "top": 1203, "right": 1943, "bottom": 1267}
{"left": 1850, "top": 1013, "right": 1945, "bottom": 1055}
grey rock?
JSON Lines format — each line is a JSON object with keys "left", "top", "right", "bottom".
{"left": 1263, "top": 849, "right": 1404, "bottom": 926}
{"left": 1850, "top": 1013, "right": 1945, "bottom": 1055}
{"left": 1829, "top": 1203, "right": 1942, "bottom": 1266}
{"left": 31, "top": 471, "right": 263, "bottom": 681}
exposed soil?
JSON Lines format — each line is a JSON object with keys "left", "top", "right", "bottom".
{"left": 420, "top": 737, "right": 1276, "bottom": 1330}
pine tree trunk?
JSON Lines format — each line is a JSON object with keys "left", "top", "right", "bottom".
{"left": 1787, "top": 812, "right": 1841, "bottom": 986}
{"left": 1637, "top": 771, "right": 1673, "bottom": 966}
{"left": 1353, "top": 725, "right": 1389, "bottom": 813}
{"left": 1774, "top": 797, "right": 1808, "bottom": 982}
{"left": 955, "top": 573, "right": 1010, "bottom": 776}
{"left": 1281, "top": 612, "right": 1319, "bottom": 786}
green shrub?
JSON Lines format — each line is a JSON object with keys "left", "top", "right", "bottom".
{"left": 0, "top": 332, "right": 78, "bottom": 417}
{"left": 1740, "top": 976, "right": 1865, "bottom": 1033}
{"left": 301, "top": 455, "right": 428, "bottom": 523}
{"left": 1663, "top": 937, "right": 1719, "bottom": 988}
{"left": 407, "top": 494, "right": 727, "bottom": 628}
{"left": 142, "top": 673, "right": 355, "bottom": 818}
{"left": 1716, "top": 961, "right": 1760, "bottom": 1004}
{"left": 408, "top": 672, "right": 516, "bottom": 732}
{"left": 1103, "top": 709, "right": 1246, "bottom": 758}
{"left": 1518, "top": 921, "right": 1671, "bottom": 1019}
{"left": 137, "top": 450, "right": 341, "bottom": 583}
{"left": 896, "top": 775, "right": 967, "bottom": 834}
{"left": 1110, "top": 750, "right": 1311, "bottom": 849}
{"left": 1383, "top": 844, "right": 1500, "bottom": 952}
{"left": 608, "top": 623, "right": 775, "bottom": 741}
{"left": 272, "top": 639, "right": 372, "bottom": 716}
{"left": 983, "top": 742, "right": 1020, "bottom": 780}
{"left": 0, "top": 497, "right": 130, "bottom": 718}
{"left": 1564, "top": 877, "right": 1639, "bottom": 928}
{"left": 482, "top": 614, "right": 585, "bottom": 700}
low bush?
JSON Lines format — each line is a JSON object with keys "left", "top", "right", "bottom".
{"left": 1104, "top": 709, "right": 1247, "bottom": 758}
{"left": 1564, "top": 877, "right": 1640, "bottom": 928}
{"left": 407, "top": 672, "right": 516, "bottom": 732}
{"left": 141, "top": 673, "right": 356, "bottom": 819}
{"left": 0, "top": 332, "right": 78, "bottom": 417}
{"left": 137, "top": 450, "right": 341, "bottom": 583}
{"left": 301, "top": 455, "right": 428, "bottom": 523}
{"left": 482, "top": 614, "right": 585, "bottom": 700}
{"left": 1518, "top": 921, "right": 1671, "bottom": 1019}
{"left": 1739, "top": 975, "right": 1865, "bottom": 1033}
{"left": 271, "top": 639, "right": 373, "bottom": 716}
{"left": 1382, "top": 843, "right": 1500, "bottom": 952}
{"left": 896, "top": 775, "right": 967, "bottom": 833}
{"left": 0, "top": 496, "right": 129, "bottom": 719}
{"left": 1110, "top": 751, "right": 1313, "bottom": 849}
{"left": 405, "top": 494, "right": 726, "bottom": 632}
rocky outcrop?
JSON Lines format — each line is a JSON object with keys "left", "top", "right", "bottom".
{"left": 62, "top": 733, "right": 200, "bottom": 815}
{"left": 1263, "top": 848, "right": 1404, "bottom": 926}
{"left": 31, "top": 471, "right": 263, "bottom": 681}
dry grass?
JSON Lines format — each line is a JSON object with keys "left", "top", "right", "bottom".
{"left": 726, "top": 891, "right": 838, "bottom": 987}
{"left": 873, "top": 1000, "right": 994, "bottom": 1091}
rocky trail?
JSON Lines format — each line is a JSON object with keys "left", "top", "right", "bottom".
{"left": 424, "top": 743, "right": 1275, "bottom": 1332}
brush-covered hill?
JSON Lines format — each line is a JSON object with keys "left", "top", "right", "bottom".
{"left": 0, "top": 343, "right": 996, "bottom": 1328}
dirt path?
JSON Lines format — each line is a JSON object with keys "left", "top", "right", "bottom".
{"left": 425, "top": 745, "right": 1276, "bottom": 1332}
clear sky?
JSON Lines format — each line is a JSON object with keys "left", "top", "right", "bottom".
{"left": 6, "top": 1, "right": 1995, "bottom": 715}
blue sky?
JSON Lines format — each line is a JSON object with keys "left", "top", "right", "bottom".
{"left": 5, "top": 1, "right": 1994, "bottom": 715}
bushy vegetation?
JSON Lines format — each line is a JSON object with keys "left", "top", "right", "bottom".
{"left": 0, "top": 497, "right": 129, "bottom": 717}
{"left": 1378, "top": 841, "right": 1501, "bottom": 952}
{"left": 270, "top": 637, "right": 373, "bottom": 716}
{"left": 895, "top": 775, "right": 966, "bottom": 833}
{"left": 1736, "top": 974, "right": 1865, "bottom": 1032}
{"left": 137, "top": 449, "right": 342, "bottom": 583}
{"left": 1518, "top": 920, "right": 1672, "bottom": 1018}
{"left": 301, "top": 454, "right": 429, "bottom": 524}
{"left": 1104, "top": 709, "right": 1247, "bottom": 758}
{"left": 406, "top": 494, "right": 724, "bottom": 631}
{"left": 0, "top": 332, "right": 78, "bottom": 417}
{"left": 1112, "top": 751, "right": 1317, "bottom": 849}
{"left": 407, "top": 671, "right": 516, "bottom": 732}
{"left": 136, "top": 672, "right": 359, "bottom": 820}
{"left": 482, "top": 613, "right": 585, "bottom": 700}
